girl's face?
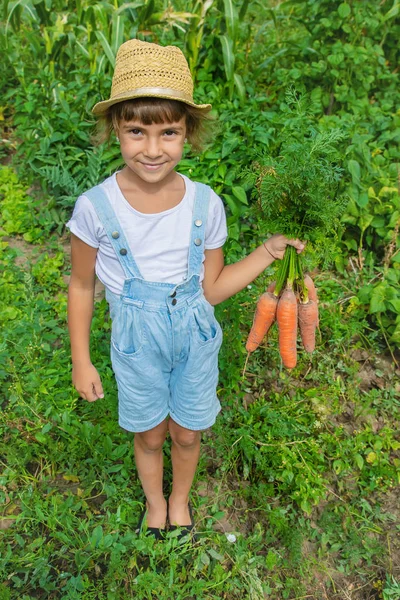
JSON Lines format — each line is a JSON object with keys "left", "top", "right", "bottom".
{"left": 117, "top": 117, "right": 186, "bottom": 186}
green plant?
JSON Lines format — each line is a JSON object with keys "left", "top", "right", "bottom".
{"left": 218, "top": 0, "right": 250, "bottom": 102}
{"left": 244, "top": 90, "right": 347, "bottom": 298}
{"left": 383, "top": 576, "right": 400, "bottom": 599}
{"left": 342, "top": 161, "right": 400, "bottom": 349}
{"left": 0, "top": 166, "right": 55, "bottom": 240}
{"left": 183, "top": 0, "right": 214, "bottom": 77}
{"left": 243, "top": 0, "right": 400, "bottom": 345}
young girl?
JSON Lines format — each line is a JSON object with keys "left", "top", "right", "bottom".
{"left": 67, "top": 39, "right": 304, "bottom": 538}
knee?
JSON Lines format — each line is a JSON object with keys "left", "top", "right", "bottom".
{"left": 170, "top": 427, "right": 200, "bottom": 448}
{"left": 135, "top": 431, "right": 165, "bottom": 453}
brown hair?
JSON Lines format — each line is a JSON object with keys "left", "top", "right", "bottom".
{"left": 93, "top": 98, "right": 214, "bottom": 153}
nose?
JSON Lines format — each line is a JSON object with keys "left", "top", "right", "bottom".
{"left": 143, "top": 136, "right": 162, "bottom": 159}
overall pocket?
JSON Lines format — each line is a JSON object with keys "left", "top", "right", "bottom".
{"left": 192, "top": 299, "right": 223, "bottom": 346}
{"left": 111, "top": 301, "right": 144, "bottom": 357}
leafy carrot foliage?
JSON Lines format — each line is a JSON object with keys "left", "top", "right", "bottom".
{"left": 244, "top": 89, "right": 348, "bottom": 269}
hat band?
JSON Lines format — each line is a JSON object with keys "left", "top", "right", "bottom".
{"left": 112, "top": 87, "right": 193, "bottom": 103}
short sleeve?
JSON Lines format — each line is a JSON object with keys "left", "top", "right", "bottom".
{"left": 66, "top": 194, "right": 104, "bottom": 248}
{"left": 205, "top": 190, "right": 228, "bottom": 250}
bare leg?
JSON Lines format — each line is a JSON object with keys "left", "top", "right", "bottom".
{"left": 168, "top": 419, "right": 201, "bottom": 525}
{"left": 134, "top": 419, "right": 168, "bottom": 528}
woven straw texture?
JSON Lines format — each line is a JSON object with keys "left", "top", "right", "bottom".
{"left": 92, "top": 39, "right": 211, "bottom": 115}
{"left": 112, "top": 40, "right": 192, "bottom": 97}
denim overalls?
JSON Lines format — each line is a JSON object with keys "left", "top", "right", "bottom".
{"left": 85, "top": 182, "right": 223, "bottom": 433}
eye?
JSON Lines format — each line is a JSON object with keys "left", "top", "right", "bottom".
{"left": 129, "top": 128, "right": 143, "bottom": 135}
{"left": 164, "top": 130, "right": 178, "bottom": 136}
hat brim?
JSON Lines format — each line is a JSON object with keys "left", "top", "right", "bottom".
{"left": 92, "top": 90, "right": 212, "bottom": 115}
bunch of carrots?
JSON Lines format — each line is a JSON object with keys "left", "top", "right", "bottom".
{"left": 246, "top": 246, "right": 319, "bottom": 369}
{"left": 243, "top": 90, "right": 346, "bottom": 369}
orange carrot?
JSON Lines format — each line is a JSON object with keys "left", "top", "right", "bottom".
{"left": 304, "top": 274, "right": 319, "bottom": 326}
{"left": 298, "top": 300, "right": 318, "bottom": 353}
{"left": 304, "top": 274, "right": 317, "bottom": 302}
{"left": 246, "top": 290, "right": 278, "bottom": 352}
{"left": 276, "top": 288, "right": 298, "bottom": 369}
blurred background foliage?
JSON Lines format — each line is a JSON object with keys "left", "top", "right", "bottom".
{"left": 1, "top": 0, "right": 399, "bottom": 347}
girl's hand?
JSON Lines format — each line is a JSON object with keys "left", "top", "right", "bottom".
{"left": 72, "top": 362, "right": 104, "bottom": 402}
{"left": 263, "top": 234, "right": 305, "bottom": 260}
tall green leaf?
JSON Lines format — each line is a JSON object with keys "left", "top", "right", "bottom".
{"left": 116, "top": 0, "right": 147, "bottom": 13}
{"left": 142, "top": 0, "right": 155, "bottom": 23}
{"left": 220, "top": 34, "right": 235, "bottom": 82}
{"left": 382, "top": 0, "right": 399, "bottom": 22}
{"left": 222, "top": 0, "right": 238, "bottom": 43}
{"left": 238, "top": 0, "right": 250, "bottom": 21}
{"left": 90, "top": 2, "right": 112, "bottom": 35}
{"left": 75, "top": 37, "right": 90, "bottom": 59}
{"left": 5, "top": 0, "right": 37, "bottom": 34}
{"left": 111, "top": 12, "right": 125, "bottom": 55}
{"left": 184, "top": 0, "right": 214, "bottom": 76}
{"left": 95, "top": 31, "right": 115, "bottom": 68}
{"left": 234, "top": 72, "right": 246, "bottom": 103}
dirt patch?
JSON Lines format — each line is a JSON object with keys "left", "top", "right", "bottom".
{"left": 4, "top": 234, "right": 106, "bottom": 301}
{"left": 302, "top": 540, "right": 387, "bottom": 599}
{"left": 302, "top": 486, "right": 400, "bottom": 600}
{"left": 351, "top": 350, "right": 399, "bottom": 392}
{"left": 2, "top": 235, "right": 42, "bottom": 268}
{"left": 197, "top": 476, "right": 249, "bottom": 536}
{"left": 0, "top": 485, "right": 20, "bottom": 531}
{"left": 378, "top": 489, "right": 400, "bottom": 577}
{"left": 305, "top": 576, "right": 382, "bottom": 600}
{"left": 49, "top": 474, "right": 81, "bottom": 496}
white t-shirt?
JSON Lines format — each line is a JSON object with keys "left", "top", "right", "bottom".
{"left": 66, "top": 172, "right": 227, "bottom": 295}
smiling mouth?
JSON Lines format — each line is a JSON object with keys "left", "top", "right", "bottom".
{"left": 140, "top": 162, "right": 165, "bottom": 169}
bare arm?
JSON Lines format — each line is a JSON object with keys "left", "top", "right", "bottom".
{"left": 202, "top": 235, "right": 305, "bottom": 306}
{"left": 68, "top": 234, "right": 104, "bottom": 401}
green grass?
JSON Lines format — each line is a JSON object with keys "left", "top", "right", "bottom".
{"left": 1, "top": 172, "right": 399, "bottom": 599}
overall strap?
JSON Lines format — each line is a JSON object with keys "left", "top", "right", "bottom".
{"left": 84, "top": 185, "right": 143, "bottom": 280}
{"left": 187, "top": 182, "right": 211, "bottom": 279}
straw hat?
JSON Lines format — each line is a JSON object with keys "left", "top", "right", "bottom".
{"left": 92, "top": 39, "right": 211, "bottom": 115}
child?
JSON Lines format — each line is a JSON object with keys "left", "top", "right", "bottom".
{"left": 67, "top": 39, "right": 304, "bottom": 538}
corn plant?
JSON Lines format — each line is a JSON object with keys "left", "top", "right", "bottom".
{"left": 183, "top": 0, "right": 214, "bottom": 77}
{"left": 219, "top": 0, "right": 250, "bottom": 101}
{"left": 2, "top": 0, "right": 194, "bottom": 76}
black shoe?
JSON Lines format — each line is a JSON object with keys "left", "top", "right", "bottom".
{"left": 136, "top": 508, "right": 166, "bottom": 540}
{"left": 168, "top": 502, "right": 196, "bottom": 540}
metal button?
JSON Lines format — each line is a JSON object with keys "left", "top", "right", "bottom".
{"left": 194, "top": 238, "right": 202, "bottom": 246}
{"left": 170, "top": 291, "right": 177, "bottom": 298}
{"left": 112, "top": 231, "right": 120, "bottom": 239}
{"left": 194, "top": 219, "right": 202, "bottom": 227}
{"left": 171, "top": 298, "right": 177, "bottom": 306}
{"left": 119, "top": 248, "right": 127, "bottom": 256}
